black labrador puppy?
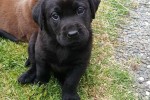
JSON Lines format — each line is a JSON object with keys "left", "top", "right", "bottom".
{"left": 18, "top": 0, "right": 100, "bottom": 99}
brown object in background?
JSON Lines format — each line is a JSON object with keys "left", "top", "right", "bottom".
{"left": 0, "top": 0, "right": 38, "bottom": 42}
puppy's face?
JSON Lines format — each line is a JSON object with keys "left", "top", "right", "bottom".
{"left": 33, "top": 0, "right": 100, "bottom": 47}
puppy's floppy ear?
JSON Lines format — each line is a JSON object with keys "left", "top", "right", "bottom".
{"left": 32, "top": 1, "right": 44, "bottom": 30}
{"left": 88, "top": 0, "right": 101, "bottom": 19}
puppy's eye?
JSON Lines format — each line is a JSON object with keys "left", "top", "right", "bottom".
{"left": 51, "top": 12, "right": 60, "bottom": 20}
{"left": 77, "top": 7, "right": 85, "bottom": 15}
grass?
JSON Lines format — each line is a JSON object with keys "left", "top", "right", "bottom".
{"left": 0, "top": 0, "right": 135, "bottom": 100}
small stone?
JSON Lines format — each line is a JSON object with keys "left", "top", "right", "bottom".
{"left": 145, "top": 96, "right": 149, "bottom": 100}
{"left": 144, "top": 22, "right": 149, "bottom": 26}
{"left": 147, "top": 65, "right": 150, "bottom": 68}
{"left": 141, "top": 53, "right": 144, "bottom": 56}
{"left": 146, "top": 12, "right": 150, "bottom": 16}
{"left": 146, "top": 81, "right": 150, "bottom": 85}
{"left": 146, "top": 91, "right": 150, "bottom": 96}
{"left": 138, "top": 77, "right": 145, "bottom": 83}
{"left": 135, "top": 93, "right": 138, "bottom": 97}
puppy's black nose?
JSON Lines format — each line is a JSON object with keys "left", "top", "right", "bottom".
{"left": 67, "top": 31, "right": 79, "bottom": 38}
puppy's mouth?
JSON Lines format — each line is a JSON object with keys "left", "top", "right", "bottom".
{"left": 56, "top": 31, "right": 89, "bottom": 47}
{"left": 56, "top": 35, "right": 81, "bottom": 47}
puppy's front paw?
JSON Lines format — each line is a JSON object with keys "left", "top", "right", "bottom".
{"left": 18, "top": 71, "right": 36, "bottom": 84}
{"left": 62, "top": 93, "right": 80, "bottom": 100}
{"left": 33, "top": 77, "right": 50, "bottom": 85}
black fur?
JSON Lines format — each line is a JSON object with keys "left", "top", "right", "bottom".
{"left": 88, "top": 0, "right": 101, "bottom": 19}
{"left": 18, "top": 0, "right": 100, "bottom": 99}
{"left": 0, "top": 30, "right": 18, "bottom": 42}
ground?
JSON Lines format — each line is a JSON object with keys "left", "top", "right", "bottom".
{"left": 115, "top": 0, "right": 150, "bottom": 99}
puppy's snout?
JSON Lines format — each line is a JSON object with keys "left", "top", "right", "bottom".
{"left": 67, "top": 30, "right": 79, "bottom": 38}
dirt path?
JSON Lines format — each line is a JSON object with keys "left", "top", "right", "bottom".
{"left": 115, "top": 0, "right": 150, "bottom": 99}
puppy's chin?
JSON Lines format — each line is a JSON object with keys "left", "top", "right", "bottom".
{"left": 56, "top": 35, "right": 79, "bottom": 47}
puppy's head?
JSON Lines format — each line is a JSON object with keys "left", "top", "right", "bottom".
{"left": 32, "top": 0, "right": 100, "bottom": 47}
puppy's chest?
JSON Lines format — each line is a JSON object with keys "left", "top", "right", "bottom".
{"left": 47, "top": 50, "right": 73, "bottom": 72}
{"left": 57, "top": 47, "right": 70, "bottom": 63}
{"left": 47, "top": 47, "right": 72, "bottom": 65}
{"left": 46, "top": 48, "right": 78, "bottom": 72}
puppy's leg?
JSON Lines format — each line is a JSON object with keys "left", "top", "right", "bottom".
{"left": 18, "top": 64, "right": 36, "bottom": 84}
{"left": 25, "top": 33, "right": 37, "bottom": 67}
{"left": 34, "top": 61, "right": 50, "bottom": 84}
{"left": 18, "top": 33, "right": 37, "bottom": 84}
{"left": 62, "top": 66, "right": 86, "bottom": 100}
{"left": 25, "top": 58, "right": 30, "bottom": 67}
{"left": 54, "top": 72, "right": 66, "bottom": 86}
